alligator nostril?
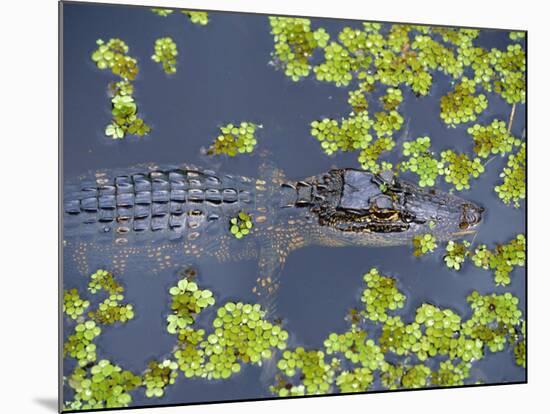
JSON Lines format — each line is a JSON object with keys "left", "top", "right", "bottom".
{"left": 460, "top": 204, "right": 483, "bottom": 228}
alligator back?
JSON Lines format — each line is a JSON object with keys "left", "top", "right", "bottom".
{"left": 63, "top": 164, "right": 258, "bottom": 244}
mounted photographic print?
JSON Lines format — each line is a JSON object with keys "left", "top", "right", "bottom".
{"left": 60, "top": 1, "right": 527, "bottom": 411}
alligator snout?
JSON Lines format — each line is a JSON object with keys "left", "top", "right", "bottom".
{"left": 460, "top": 203, "right": 484, "bottom": 229}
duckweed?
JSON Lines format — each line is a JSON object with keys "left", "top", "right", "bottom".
{"left": 166, "top": 277, "right": 215, "bottom": 334}
{"left": 468, "top": 119, "right": 520, "bottom": 158}
{"left": 269, "top": 17, "right": 329, "bottom": 81}
{"left": 230, "top": 211, "right": 254, "bottom": 239}
{"left": 182, "top": 11, "right": 209, "bottom": 26}
{"left": 151, "top": 8, "right": 173, "bottom": 17}
{"left": 440, "top": 78, "right": 488, "bottom": 126}
{"left": 273, "top": 347, "right": 334, "bottom": 395}
{"left": 444, "top": 240, "right": 471, "bottom": 270}
{"left": 143, "top": 360, "right": 179, "bottom": 398}
{"left": 63, "top": 289, "right": 90, "bottom": 320}
{"left": 311, "top": 112, "right": 374, "bottom": 155}
{"left": 208, "top": 122, "right": 260, "bottom": 156}
{"left": 401, "top": 365, "right": 431, "bottom": 388}
{"left": 88, "top": 294, "right": 135, "bottom": 325}
{"left": 495, "top": 143, "right": 525, "bottom": 208}
{"left": 152, "top": 37, "right": 178, "bottom": 74}
{"left": 380, "top": 87, "right": 403, "bottom": 111}
{"left": 401, "top": 137, "right": 444, "bottom": 187}
{"left": 336, "top": 368, "right": 374, "bottom": 393}
{"left": 360, "top": 268, "right": 405, "bottom": 322}
{"left": 91, "top": 39, "right": 150, "bottom": 139}
{"left": 324, "top": 327, "right": 385, "bottom": 370}
{"left": 66, "top": 360, "right": 141, "bottom": 410}
{"left": 64, "top": 320, "right": 102, "bottom": 367}
{"left": 88, "top": 269, "right": 123, "bottom": 295}
{"left": 440, "top": 150, "right": 484, "bottom": 191}
{"left": 431, "top": 360, "right": 471, "bottom": 387}
{"left": 412, "top": 233, "right": 437, "bottom": 256}
{"left": 470, "top": 234, "right": 526, "bottom": 286}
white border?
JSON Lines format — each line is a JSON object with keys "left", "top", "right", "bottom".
{"left": 2, "top": 0, "right": 547, "bottom": 413}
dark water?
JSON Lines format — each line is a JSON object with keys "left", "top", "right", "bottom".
{"left": 61, "top": 2, "right": 526, "bottom": 408}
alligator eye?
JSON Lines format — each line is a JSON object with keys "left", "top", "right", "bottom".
{"left": 460, "top": 204, "right": 484, "bottom": 228}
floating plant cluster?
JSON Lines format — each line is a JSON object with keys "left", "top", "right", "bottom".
{"left": 91, "top": 39, "right": 151, "bottom": 139}
{"left": 229, "top": 211, "right": 254, "bottom": 239}
{"left": 269, "top": 16, "right": 329, "bottom": 81}
{"left": 269, "top": 266, "right": 524, "bottom": 397}
{"left": 495, "top": 143, "right": 526, "bottom": 208}
{"left": 439, "top": 78, "right": 488, "bottom": 126}
{"left": 412, "top": 233, "right": 438, "bottom": 256}
{"left": 268, "top": 19, "right": 525, "bottom": 190}
{"left": 399, "top": 134, "right": 490, "bottom": 191}
{"left": 469, "top": 119, "right": 521, "bottom": 158}
{"left": 443, "top": 240, "right": 471, "bottom": 270}
{"left": 64, "top": 260, "right": 525, "bottom": 409}
{"left": 208, "top": 122, "right": 260, "bottom": 156}
{"left": 471, "top": 234, "right": 526, "bottom": 286}
{"left": 151, "top": 37, "right": 178, "bottom": 74}
{"left": 151, "top": 8, "right": 209, "bottom": 26}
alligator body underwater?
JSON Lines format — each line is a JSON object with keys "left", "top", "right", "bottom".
{"left": 63, "top": 163, "right": 484, "bottom": 312}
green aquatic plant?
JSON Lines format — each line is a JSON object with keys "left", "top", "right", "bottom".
{"left": 431, "top": 360, "right": 471, "bottom": 387}
{"left": 380, "top": 87, "right": 403, "bottom": 111}
{"left": 509, "top": 32, "right": 526, "bottom": 41}
{"left": 174, "top": 328, "right": 207, "bottom": 378}
{"left": 65, "top": 360, "right": 141, "bottom": 410}
{"left": 492, "top": 44, "right": 526, "bottom": 104}
{"left": 495, "top": 143, "right": 526, "bottom": 208}
{"left": 311, "top": 112, "right": 374, "bottom": 155}
{"left": 323, "top": 327, "right": 385, "bottom": 370}
{"left": 91, "top": 39, "right": 150, "bottom": 139}
{"left": 379, "top": 316, "right": 421, "bottom": 356}
{"left": 182, "top": 10, "right": 209, "bottom": 26}
{"left": 143, "top": 359, "right": 179, "bottom": 398}
{"left": 413, "top": 304, "right": 484, "bottom": 362}
{"left": 208, "top": 122, "right": 260, "bottom": 156}
{"left": 360, "top": 268, "right": 406, "bottom": 322}
{"left": 358, "top": 137, "right": 395, "bottom": 173}
{"left": 272, "top": 347, "right": 334, "bottom": 395}
{"left": 470, "top": 234, "right": 526, "bottom": 286}
{"left": 380, "top": 363, "right": 405, "bottom": 390}
{"left": 151, "top": 8, "right": 209, "bottom": 25}
{"left": 468, "top": 119, "right": 520, "bottom": 158}
{"left": 167, "top": 278, "right": 215, "bottom": 334}
{"left": 64, "top": 320, "right": 102, "bottom": 367}
{"left": 373, "top": 110, "right": 404, "bottom": 137}
{"left": 269, "top": 17, "right": 329, "bottom": 81}
{"left": 63, "top": 289, "right": 90, "bottom": 320}
{"left": 512, "top": 321, "right": 526, "bottom": 368}
{"left": 152, "top": 37, "right": 178, "bottom": 74}
{"left": 199, "top": 301, "right": 289, "bottom": 380}
{"left": 336, "top": 367, "right": 374, "bottom": 393}
{"left": 88, "top": 294, "right": 135, "bottom": 325}
{"left": 440, "top": 77, "right": 488, "bottom": 126}
{"left": 463, "top": 291, "right": 523, "bottom": 354}
{"left": 412, "top": 35, "right": 463, "bottom": 78}
{"left": 412, "top": 233, "right": 437, "bottom": 256}
{"left": 151, "top": 8, "right": 173, "bottom": 17}
{"left": 88, "top": 269, "right": 123, "bottom": 295}
{"left": 400, "top": 137, "right": 444, "bottom": 187}
{"left": 230, "top": 211, "right": 254, "bottom": 239}
{"left": 348, "top": 88, "right": 369, "bottom": 113}
{"left": 444, "top": 240, "right": 471, "bottom": 270}
{"left": 440, "top": 150, "right": 484, "bottom": 191}
{"left": 401, "top": 364, "right": 431, "bottom": 389}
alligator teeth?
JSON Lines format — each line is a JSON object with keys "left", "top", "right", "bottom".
{"left": 282, "top": 183, "right": 296, "bottom": 190}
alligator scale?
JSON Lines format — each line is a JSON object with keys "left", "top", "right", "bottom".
{"left": 64, "top": 163, "right": 484, "bottom": 313}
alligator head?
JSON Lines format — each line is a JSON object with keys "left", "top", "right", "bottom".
{"left": 284, "top": 168, "right": 484, "bottom": 246}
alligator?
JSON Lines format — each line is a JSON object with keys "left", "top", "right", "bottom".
{"left": 63, "top": 162, "right": 484, "bottom": 313}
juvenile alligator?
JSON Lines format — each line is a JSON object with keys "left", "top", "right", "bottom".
{"left": 63, "top": 162, "right": 483, "bottom": 312}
